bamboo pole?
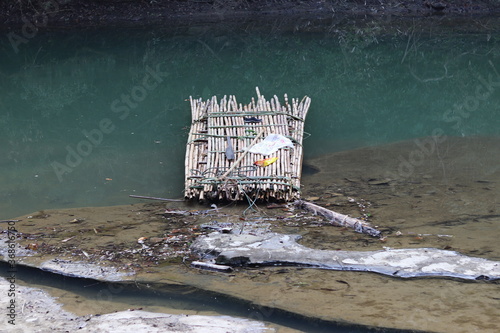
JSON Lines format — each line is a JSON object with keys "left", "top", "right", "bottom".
{"left": 217, "top": 111, "right": 225, "bottom": 198}
{"left": 185, "top": 96, "right": 199, "bottom": 198}
{"left": 206, "top": 99, "right": 215, "bottom": 195}
{"left": 270, "top": 98, "right": 280, "bottom": 195}
{"left": 218, "top": 129, "right": 265, "bottom": 180}
{"left": 294, "top": 97, "right": 311, "bottom": 192}
{"left": 268, "top": 100, "right": 278, "bottom": 195}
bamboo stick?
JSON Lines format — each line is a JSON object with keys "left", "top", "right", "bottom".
{"left": 184, "top": 135, "right": 192, "bottom": 193}
{"left": 261, "top": 113, "right": 272, "bottom": 191}
{"left": 219, "top": 129, "right": 264, "bottom": 180}
{"left": 270, "top": 98, "right": 280, "bottom": 194}
{"left": 232, "top": 94, "right": 236, "bottom": 111}
{"left": 294, "top": 97, "right": 311, "bottom": 192}
{"left": 268, "top": 101, "right": 279, "bottom": 192}
{"left": 187, "top": 141, "right": 195, "bottom": 195}
{"left": 189, "top": 96, "right": 194, "bottom": 120}
{"left": 277, "top": 113, "right": 288, "bottom": 195}
{"left": 214, "top": 102, "right": 222, "bottom": 178}
{"left": 220, "top": 118, "right": 227, "bottom": 197}
{"left": 225, "top": 107, "right": 233, "bottom": 175}
{"left": 234, "top": 103, "right": 245, "bottom": 175}
{"left": 232, "top": 95, "right": 238, "bottom": 112}
{"left": 277, "top": 94, "right": 288, "bottom": 198}
{"left": 187, "top": 97, "right": 201, "bottom": 197}
{"left": 206, "top": 99, "right": 215, "bottom": 195}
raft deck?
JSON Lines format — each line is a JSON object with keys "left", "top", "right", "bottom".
{"left": 184, "top": 87, "right": 311, "bottom": 201}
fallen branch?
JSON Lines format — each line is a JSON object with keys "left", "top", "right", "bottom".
{"left": 293, "top": 200, "right": 382, "bottom": 238}
{"left": 129, "top": 195, "right": 184, "bottom": 202}
{"left": 191, "top": 261, "right": 233, "bottom": 273}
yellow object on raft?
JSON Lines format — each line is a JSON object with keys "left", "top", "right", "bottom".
{"left": 254, "top": 156, "right": 278, "bottom": 167}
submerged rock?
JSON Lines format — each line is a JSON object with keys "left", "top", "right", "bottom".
{"left": 192, "top": 232, "right": 500, "bottom": 280}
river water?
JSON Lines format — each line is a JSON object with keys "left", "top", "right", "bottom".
{"left": 1, "top": 16, "right": 499, "bottom": 219}
{"left": 1, "top": 16, "right": 499, "bottom": 332}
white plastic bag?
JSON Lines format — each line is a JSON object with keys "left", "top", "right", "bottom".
{"left": 247, "top": 134, "right": 293, "bottom": 156}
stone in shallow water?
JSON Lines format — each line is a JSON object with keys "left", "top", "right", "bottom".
{"left": 191, "top": 232, "right": 500, "bottom": 280}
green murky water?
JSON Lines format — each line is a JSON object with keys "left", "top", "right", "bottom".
{"left": 1, "top": 18, "right": 500, "bottom": 219}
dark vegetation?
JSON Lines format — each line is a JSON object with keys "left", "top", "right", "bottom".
{"left": 1, "top": 0, "right": 500, "bottom": 28}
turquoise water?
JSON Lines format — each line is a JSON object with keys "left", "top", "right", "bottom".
{"left": 1, "top": 20, "right": 499, "bottom": 218}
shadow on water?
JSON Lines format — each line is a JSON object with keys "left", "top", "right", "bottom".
{"left": 301, "top": 163, "right": 320, "bottom": 176}
{"left": 0, "top": 262, "right": 426, "bottom": 333}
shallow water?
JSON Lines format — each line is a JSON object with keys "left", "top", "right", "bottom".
{"left": 0, "top": 262, "right": 415, "bottom": 333}
{"left": 1, "top": 17, "right": 499, "bottom": 219}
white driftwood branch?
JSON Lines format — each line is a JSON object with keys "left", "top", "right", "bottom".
{"left": 191, "top": 261, "right": 233, "bottom": 273}
{"left": 294, "top": 200, "right": 382, "bottom": 237}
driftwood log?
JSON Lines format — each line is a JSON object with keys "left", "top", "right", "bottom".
{"left": 294, "top": 200, "right": 382, "bottom": 238}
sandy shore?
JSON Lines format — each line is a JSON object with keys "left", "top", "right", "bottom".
{"left": 1, "top": 136, "right": 499, "bottom": 333}
{"left": 0, "top": 276, "right": 275, "bottom": 333}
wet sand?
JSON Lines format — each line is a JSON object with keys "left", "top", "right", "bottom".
{"left": 0, "top": 277, "right": 279, "bottom": 333}
{"left": 1, "top": 136, "right": 499, "bottom": 332}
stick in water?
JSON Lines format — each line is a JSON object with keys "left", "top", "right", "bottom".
{"left": 129, "top": 195, "right": 184, "bottom": 202}
{"left": 0, "top": 220, "right": 20, "bottom": 223}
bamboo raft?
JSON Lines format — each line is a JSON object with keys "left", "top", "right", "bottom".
{"left": 184, "top": 87, "right": 311, "bottom": 202}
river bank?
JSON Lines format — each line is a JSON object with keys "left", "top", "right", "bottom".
{"left": 1, "top": 136, "right": 499, "bottom": 333}
{"left": 0, "top": 276, "right": 278, "bottom": 333}
{"left": 1, "top": 0, "right": 500, "bottom": 29}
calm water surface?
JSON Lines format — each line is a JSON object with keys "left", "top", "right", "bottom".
{"left": 1, "top": 18, "right": 499, "bottom": 219}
